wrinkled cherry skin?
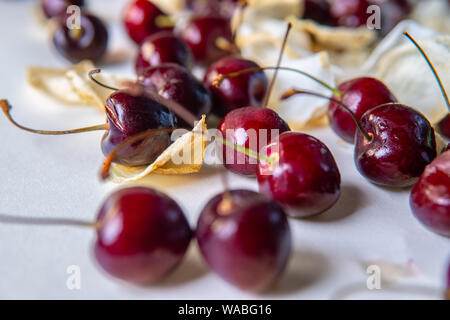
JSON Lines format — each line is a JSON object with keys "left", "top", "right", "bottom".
{"left": 196, "top": 189, "right": 291, "bottom": 292}
{"left": 101, "top": 90, "right": 178, "bottom": 166}
{"left": 94, "top": 187, "right": 192, "bottom": 284}
{"left": 218, "top": 107, "right": 291, "bottom": 176}
{"left": 138, "top": 63, "right": 212, "bottom": 124}
{"left": 355, "top": 103, "right": 437, "bottom": 188}
{"left": 204, "top": 56, "right": 268, "bottom": 117}
{"left": 330, "top": 0, "right": 370, "bottom": 28}
{"left": 258, "top": 132, "right": 341, "bottom": 217}
{"left": 135, "top": 31, "right": 193, "bottom": 74}
{"left": 410, "top": 151, "right": 450, "bottom": 237}
{"left": 52, "top": 12, "right": 108, "bottom": 63}
{"left": 328, "top": 77, "right": 397, "bottom": 143}
{"left": 181, "top": 15, "right": 233, "bottom": 65}
{"left": 437, "top": 115, "right": 450, "bottom": 140}
{"left": 41, "top": 0, "right": 85, "bottom": 19}
{"left": 303, "top": 0, "right": 335, "bottom": 26}
{"left": 123, "top": 0, "right": 172, "bottom": 45}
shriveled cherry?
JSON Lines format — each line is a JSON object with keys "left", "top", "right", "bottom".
{"left": 41, "top": 0, "right": 85, "bottom": 19}
{"left": 94, "top": 187, "right": 192, "bottom": 284}
{"left": 196, "top": 189, "right": 291, "bottom": 292}
{"left": 52, "top": 12, "right": 108, "bottom": 63}
{"left": 135, "top": 31, "right": 193, "bottom": 74}
{"left": 204, "top": 56, "right": 268, "bottom": 116}
{"left": 410, "top": 150, "right": 450, "bottom": 237}
{"left": 258, "top": 132, "right": 341, "bottom": 217}
{"left": 123, "top": 0, "right": 173, "bottom": 45}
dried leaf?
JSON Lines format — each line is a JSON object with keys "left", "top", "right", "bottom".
{"left": 108, "top": 116, "right": 208, "bottom": 183}
{"left": 27, "top": 60, "right": 132, "bottom": 111}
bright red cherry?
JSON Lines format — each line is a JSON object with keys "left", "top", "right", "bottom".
{"left": 123, "top": 0, "right": 172, "bottom": 45}
{"left": 355, "top": 103, "right": 437, "bottom": 187}
{"left": 135, "top": 31, "right": 193, "bottom": 74}
{"left": 52, "top": 12, "right": 108, "bottom": 63}
{"left": 257, "top": 132, "right": 341, "bottom": 217}
{"left": 410, "top": 150, "right": 450, "bottom": 237}
{"left": 196, "top": 189, "right": 291, "bottom": 292}
{"left": 218, "top": 107, "right": 290, "bottom": 176}
{"left": 138, "top": 63, "right": 212, "bottom": 124}
{"left": 328, "top": 77, "right": 397, "bottom": 143}
{"left": 94, "top": 187, "right": 192, "bottom": 284}
{"left": 303, "top": 0, "right": 335, "bottom": 26}
{"left": 41, "top": 0, "right": 85, "bottom": 19}
{"left": 181, "top": 15, "right": 233, "bottom": 65}
{"left": 204, "top": 56, "right": 268, "bottom": 116}
{"left": 330, "top": 0, "right": 370, "bottom": 28}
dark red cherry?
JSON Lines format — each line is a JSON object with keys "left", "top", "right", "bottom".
{"left": 94, "top": 187, "right": 192, "bottom": 284}
{"left": 135, "top": 31, "right": 193, "bottom": 74}
{"left": 138, "top": 63, "right": 212, "bottom": 124}
{"left": 218, "top": 106, "right": 290, "bottom": 176}
{"left": 328, "top": 77, "right": 397, "bottom": 143}
{"left": 181, "top": 15, "right": 233, "bottom": 65}
{"left": 437, "top": 115, "right": 450, "bottom": 140}
{"left": 372, "top": 0, "right": 412, "bottom": 36}
{"left": 330, "top": 0, "right": 370, "bottom": 28}
{"left": 303, "top": 0, "right": 335, "bottom": 26}
{"left": 196, "top": 189, "right": 291, "bottom": 292}
{"left": 123, "top": 0, "right": 172, "bottom": 45}
{"left": 41, "top": 0, "right": 85, "bottom": 19}
{"left": 355, "top": 103, "right": 437, "bottom": 188}
{"left": 410, "top": 150, "right": 450, "bottom": 237}
{"left": 52, "top": 12, "right": 108, "bottom": 63}
{"left": 186, "top": 0, "right": 239, "bottom": 19}
{"left": 257, "top": 132, "right": 341, "bottom": 217}
{"left": 101, "top": 90, "right": 178, "bottom": 166}
{"left": 204, "top": 56, "right": 268, "bottom": 116}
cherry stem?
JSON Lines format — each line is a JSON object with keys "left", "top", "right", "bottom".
{"left": 0, "top": 99, "right": 108, "bottom": 135}
{"left": 404, "top": 32, "right": 450, "bottom": 113}
{"left": 281, "top": 89, "right": 373, "bottom": 142}
{"left": 0, "top": 213, "right": 95, "bottom": 228}
{"left": 231, "top": 0, "right": 248, "bottom": 45}
{"left": 262, "top": 22, "right": 292, "bottom": 108}
{"left": 213, "top": 66, "right": 341, "bottom": 98}
{"left": 89, "top": 69, "right": 120, "bottom": 91}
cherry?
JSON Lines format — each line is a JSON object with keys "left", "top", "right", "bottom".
{"left": 135, "top": 31, "right": 194, "bottom": 74}
{"left": 257, "top": 132, "right": 341, "bottom": 217}
{"left": 123, "top": 0, "right": 173, "bottom": 45}
{"left": 41, "top": 0, "right": 85, "bottom": 19}
{"left": 52, "top": 12, "right": 108, "bottom": 63}
{"left": 330, "top": 0, "right": 370, "bottom": 28}
{"left": 328, "top": 77, "right": 397, "bottom": 143}
{"left": 138, "top": 63, "right": 212, "bottom": 124}
{"left": 186, "top": 0, "right": 240, "bottom": 19}
{"left": 204, "top": 56, "right": 268, "bottom": 116}
{"left": 218, "top": 107, "right": 290, "bottom": 176}
{"left": 196, "top": 189, "right": 291, "bottom": 292}
{"left": 438, "top": 115, "right": 450, "bottom": 140}
{"left": 372, "top": 0, "right": 412, "bottom": 36}
{"left": 409, "top": 150, "right": 450, "bottom": 237}
{"left": 181, "top": 15, "right": 233, "bottom": 65}
{"left": 303, "top": 0, "right": 335, "bottom": 26}
{"left": 94, "top": 187, "right": 192, "bottom": 284}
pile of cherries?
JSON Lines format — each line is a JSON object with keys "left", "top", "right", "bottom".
{"left": 3, "top": 0, "right": 446, "bottom": 292}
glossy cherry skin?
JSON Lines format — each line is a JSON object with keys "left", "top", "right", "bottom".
{"left": 330, "top": 0, "right": 370, "bottom": 28}
{"left": 328, "top": 77, "right": 397, "bottom": 143}
{"left": 410, "top": 150, "right": 450, "bottom": 237}
{"left": 181, "top": 15, "right": 233, "bottom": 65}
{"left": 135, "top": 31, "right": 193, "bottom": 74}
{"left": 218, "top": 106, "right": 291, "bottom": 176}
{"left": 41, "top": 0, "right": 85, "bottom": 19}
{"left": 52, "top": 12, "right": 108, "bottom": 63}
{"left": 204, "top": 56, "right": 268, "bottom": 117}
{"left": 123, "top": 0, "right": 172, "bottom": 45}
{"left": 94, "top": 187, "right": 192, "bottom": 284}
{"left": 355, "top": 103, "right": 437, "bottom": 188}
{"left": 257, "top": 132, "right": 341, "bottom": 217}
{"left": 138, "top": 63, "right": 212, "bottom": 125}
{"left": 303, "top": 0, "right": 335, "bottom": 26}
{"left": 101, "top": 90, "right": 178, "bottom": 166}
{"left": 437, "top": 115, "right": 450, "bottom": 140}
{"left": 196, "top": 189, "right": 291, "bottom": 292}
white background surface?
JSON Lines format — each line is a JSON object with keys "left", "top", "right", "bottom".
{"left": 0, "top": 0, "right": 448, "bottom": 299}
